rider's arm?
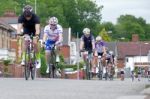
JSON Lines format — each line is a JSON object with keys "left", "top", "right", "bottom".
{"left": 58, "top": 33, "right": 63, "bottom": 43}
{"left": 80, "top": 36, "right": 84, "bottom": 50}
{"left": 35, "top": 16, "right": 40, "bottom": 36}
{"left": 43, "top": 33, "right": 47, "bottom": 43}
{"left": 91, "top": 36, "right": 95, "bottom": 50}
{"left": 17, "top": 23, "right": 23, "bottom": 34}
{"left": 56, "top": 25, "right": 63, "bottom": 44}
{"left": 43, "top": 25, "right": 48, "bottom": 43}
{"left": 35, "top": 24, "right": 40, "bottom": 36}
{"left": 17, "top": 16, "right": 23, "bottom": 34}
{"left": 103, "top": 46, "right": 107, "bottom": 55}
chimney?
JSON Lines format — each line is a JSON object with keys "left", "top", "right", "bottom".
{"left": 3, "top": 10, "right": 17, "bottom": 17}
{"left": 132, "top": 34, "right": 139, "bottom": 42}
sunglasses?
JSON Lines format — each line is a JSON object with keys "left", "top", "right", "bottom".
{"left": 50, "top": 24, "right": 56, "bottom": 26}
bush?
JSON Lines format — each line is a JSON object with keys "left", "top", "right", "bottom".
{"left": 3, "top": 60, "right": 11, "bottom": 66}
{"left": 57, "top": 62, "right": 84, "bottom": 71}
{"left": 40, "top": 49, "right": 47, "bottom": 76}
{"left": 3, "top": 59, "right": 11, "bottom": 73}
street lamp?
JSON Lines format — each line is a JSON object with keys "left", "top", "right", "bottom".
{"left": 35, "top": 0, "right": 37, "bottom": 14}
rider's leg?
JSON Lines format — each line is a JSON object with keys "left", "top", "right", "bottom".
{"left": 45, "top": 50, "right": 51, "bottom": 73}
{"left": 33, "top": 37, "right": 40, "bottom": 67}
{"left": 55, "top": 44, "right": 61, "bottom": 63}
{"left": 21, "top": 34, "right": 29, "bottom": 65}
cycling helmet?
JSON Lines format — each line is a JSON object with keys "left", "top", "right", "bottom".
{"left": 83, "top": 28, "right": 90, "bottom": 35}
{"left": 23, "top": 5, "right": 33, "bottom": 17}
{"left": 49, "top": 17, "right": 58, "bottom": 25}
{"left": 96, "top": 36, "right": 102, "bottom": 41}
{"left": 109, "top": 51, "right": 114, "bottom": 55}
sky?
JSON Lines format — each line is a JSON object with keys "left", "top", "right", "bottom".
{"left": 94, "top": 0, "right": 150, "bottom": 24}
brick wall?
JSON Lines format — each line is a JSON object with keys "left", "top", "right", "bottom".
{"left": 60, "top": 45, "right": 70, "bottom": 63}
{"left": 117, "top": 59, "right": 125, "bottom": 68}
{"left": 10, "top": 39, "right": 19, "bottom": 62}
{"left": 0, "top": 63, "right": 24, "bottom": 78}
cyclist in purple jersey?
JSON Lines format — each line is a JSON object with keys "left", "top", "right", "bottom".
{"left": 94, "top": 36, "right": 107, "bottom": 73}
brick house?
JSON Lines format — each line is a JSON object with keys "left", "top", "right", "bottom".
{"left": 0, "top": 11, "right": 19, "bottom": 61}
{"left": 117, "top": 34, "right": 150, "bottom": 70}
{"left": 0, "top": 11, "right": 18, "bottom": 30}
{"left": 0, "top": 11, "right": 24, "bottom": 77}
{"left": 0, "top": 20, "right": 16, "bottom": 60}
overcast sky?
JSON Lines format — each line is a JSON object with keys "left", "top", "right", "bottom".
{"left": 94, "top": 0, "right": 150, "bottom": 24}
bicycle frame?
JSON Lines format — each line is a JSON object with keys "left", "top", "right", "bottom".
{"left": 81, "top": 50, "right": 93, "bottom": 80}
{"left": 97, "top": 55, "right": 103, "bottom": 80}
{"left": 48, "top": 44, "right": 57, "bottom": 78}
{"left": 24, "top": 35, "right": 36, "bottom": 80}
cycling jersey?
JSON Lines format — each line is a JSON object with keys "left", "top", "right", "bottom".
{"left": 106, "top": 51, "right": 115, "bottom": 64}
{"left": 80, "top": 34, "right": 94, "bottom": 51}
{"left": 44, "top": 24, "right": 63, "bottom": 50}
{"left": 18, "top": 13, "right": 40, "bottom": 36}
{"left": 95, "top": 41, "right": 105, "bottom": 53}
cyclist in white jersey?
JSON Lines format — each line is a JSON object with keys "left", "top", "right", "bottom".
{"left": 42, "top": 17, "right": 63, "bottom": 73}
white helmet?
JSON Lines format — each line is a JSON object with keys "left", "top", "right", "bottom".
{"left": 96, "top": 36, "right": 102, "bottom": 41}
{"left": 49, "top": 17, "right": 58, "bottom": 25}
{"left": 83, "top": 28, "right": 90, "bottom": 35}
{"left": 109, "top": 51, "right": 114, "bottom": 55}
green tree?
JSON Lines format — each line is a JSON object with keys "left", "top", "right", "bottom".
{"left": 115, "top": 14, "right": 146, "bottom": 41}
{"left": 0, "top": 0, "right": 102, "bottom": 36}
{"left": 0, "top": 0, "right": 19, "bottom": 16}
{"left": 145, "top": 24, "right": 150, "bottom": 40}
{"left": 99, "top": 28, "right": 111, "bottom": 41}
{"left": 37, "top": 0, "right": 102, "bottom": 36}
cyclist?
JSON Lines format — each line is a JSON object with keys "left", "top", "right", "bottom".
{"left": 42, "top": 17, "right": 63, "bottom": 73}
{"left": 94, "top": 36, "right": 107, "bottom": 63}
{"left": 17, "top": 5, "right": 40, "bottom": 66}
{"left": 106, "top": 50, "right": 115, "bottom": 66}
{"left": 80, "top": 28, "right": 95, "bottom": 76}
{"left": 106, "top": 50, "right": 115, "bottom": 80}
{"left": 120, "top": 68, "right": 125, "bottom": 81}
{"left": 94, "top": 36, "right": 106, "bottom": 74}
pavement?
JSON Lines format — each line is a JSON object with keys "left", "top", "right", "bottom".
{"left": 0, "top": 78, "right": 149, "bottom": 99}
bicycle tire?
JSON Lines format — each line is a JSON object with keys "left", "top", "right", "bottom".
{"left": 25, "top": 49, "right": 30, "bottom": 80}
{"left": 31, "top": 51, "right": 36, "bottom": 80}
{"left": 98, "top": 61, "right": 103, "bottom": 80}
{"left": 51, "top": 51, "right": 56, "bottom": 78}
{"left": 86, "top": 59, "right": 91, "bottom": 80}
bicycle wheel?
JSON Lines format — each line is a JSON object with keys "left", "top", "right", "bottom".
{"left": 105, "top": 68, "right": 108, "bottom": 80}
{"left": 98, "top": 61, "right": 103, "bottom": 80}
{"left": 48, "top": 50, "right": 55, "bottom": 78}
{"left": 51, "top": 51, "right": 56, "bottom": 78}
{"left": 85, "top": 60, "right": 90, "bottom": 80}
{"left": 31, "top": 51, "right": 36, "bottom": 80}
{"left": 25, "top": 49, "right": 30, "bottom": 80}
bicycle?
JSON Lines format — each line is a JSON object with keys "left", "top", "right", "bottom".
{"left": 103, "top": 60, "right": 108, "bottom": 80}
{"left": 97, "top": 55, "right": 103, "bottom": 80}
{"left": 44, "top": 44, "right": 60, "bottom": 78}
{"left": 18, "top": 34, "right": 37, "bottom": 80}
{"left": 108, "top": 63, "right": 115, "bottom": 81}
{"left": 80, "top": 50, "right": 93, "bottom": 80}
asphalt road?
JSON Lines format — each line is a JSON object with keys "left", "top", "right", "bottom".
{"left": 0, "top": 78, "right": 149, "bottom": 99}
